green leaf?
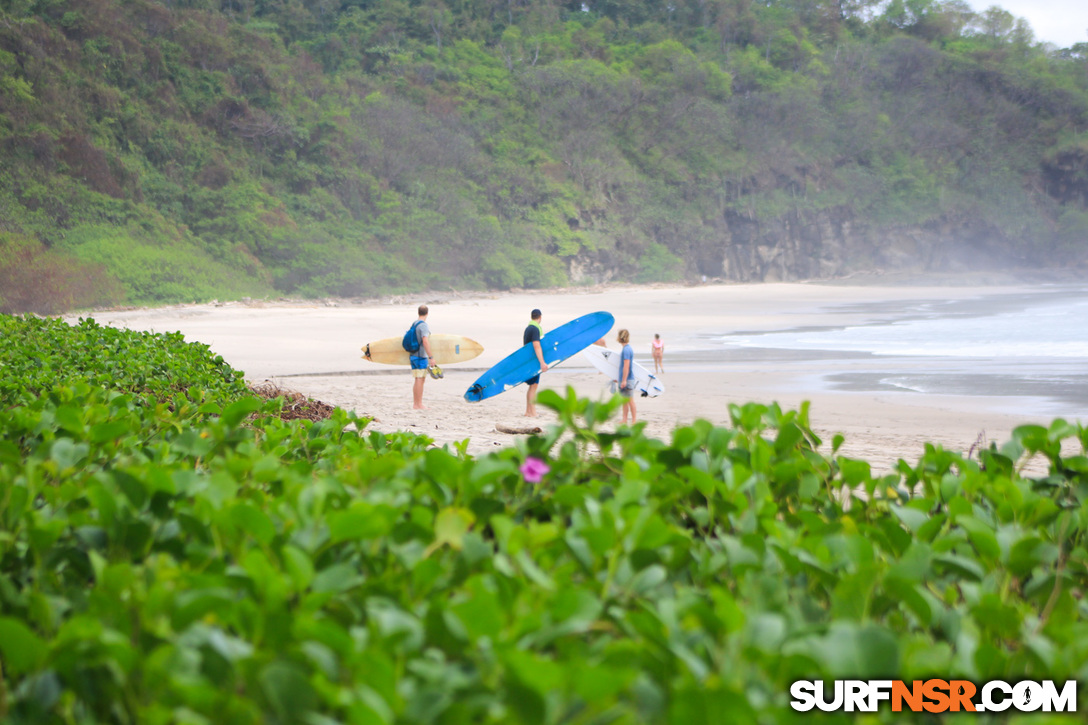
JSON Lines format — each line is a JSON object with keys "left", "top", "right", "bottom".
{"left": 1047, "top": 418, "right": 1077, "bottom": 441}
{"left": 838, "top": 457, "right": 871, "bottom": 487}
{"left": 260, "top": 660, "right": 318, "bottom": 720}
{"left": 328, "top": 503, "right": 398, "bottom": 542}
{"left": 933, "top": 553, "right": 985, "bottom": 581}
{"left": 424, "top": 448, "right": 461, "bottom": 484}
{"left": 112, "top": 469, "right": 148, "bottom": 509}
{"left": 774, "top": 421, "right": 804, "bottom": 453}
{"left": 429, "top": 507, "right": 475, "bottom": 553}
{"left": 1008, "top": 536, "right": 1059, "bottom": 578}
{"left": 572, "top": 663, "right": 636, "bottom": 701}
{"left": 883, "top": 577, "right": 934, "bottom": 625}
{"left": 54, "top": 404, "right": 85, "bottom": 434}
{"left": 831, "top": 563, "right": 881, "bottom": 621}
{"left": 350, "top": 684, "right": 394, "bottom": 725}
{"left": 312, "top": 563, "right": 365, "bottom": 594}
{"left": 796, "top": 622, "right": 899, "bottom": 678}
{"left": 1012, "top": 424, "right": 1050, "bottom": 454}
{"left": 956, "top": 516, "right": 1001, "bottom": 561}
{"left": 229, "top": 503, "right": 276, "bottom": 547}
{"left": 281, "top": 545, "right": 315, "bottom": 592}
{"left": 890, "top": 505, "right": 928, "bottom": 533}
{"left": 90, "top": 420, "right": 132, "bottom": 444}
{"left": 745, "top": 613, "right": 787, "bottom": 654}
{"left": 221, "top": 397, "right": 262, "bottom": 427}
{"left": 680, "top": 465, "right": 717, "bottom": 498}
{"left": 0, "top": 617, "right": 46, "bottom": 674}
{"left": 504, "top": 649, "right": 566, "bottom": 697}
{"left": 448, "top": 576, "right": 504, "bottom": 642}
{"left": 50, "top": 438, "right": 89, "bottom": 471}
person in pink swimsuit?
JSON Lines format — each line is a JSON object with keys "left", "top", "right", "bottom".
{"left": 651, "top": 333, "right": 664, "bottom": 374}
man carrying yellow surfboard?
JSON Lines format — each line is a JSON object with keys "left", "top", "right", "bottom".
{"left": 408, "top": 304, "right": 435, "bottom": 409}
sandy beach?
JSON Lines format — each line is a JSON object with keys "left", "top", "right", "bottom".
{"left": 71, "top": 281, "right": 1087, "bottom": 473}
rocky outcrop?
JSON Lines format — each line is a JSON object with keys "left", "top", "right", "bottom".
{"left": 1042, "top": 149, "right": 1088, "bottom": 207}
{"left": 565, "top": 185, "right": 1070, "bottom": 286}
{"left": 715, "top": 209, "right": 1029, "bottom": 282}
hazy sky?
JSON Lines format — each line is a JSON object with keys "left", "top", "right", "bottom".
{"left": 963, "top": 1, "right": 1088, "bottom": 48}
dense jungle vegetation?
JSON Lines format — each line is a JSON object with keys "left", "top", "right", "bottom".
{"left": 1, "top": 0, "right": 1088, "bottom": 312}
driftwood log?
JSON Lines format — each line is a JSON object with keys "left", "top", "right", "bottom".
{"left": 495, "top": 423, "right": 543, "bottom": 435}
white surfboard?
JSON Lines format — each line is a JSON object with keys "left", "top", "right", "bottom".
{"left": 582, "top": 344, "right": 665, "bottom": 398}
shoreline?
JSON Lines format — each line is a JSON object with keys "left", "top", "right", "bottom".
{"left": 68, "top": 280, "right": 1086, "bottom": 473}
{"left": 66, "top": 266, "right": 1087, "bottom": 318}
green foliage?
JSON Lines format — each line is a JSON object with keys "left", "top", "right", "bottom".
{"left": 507, "top": 245, "right": 569, "bottom": 289}
{"left": 1056, "top": 207, "right": 1088, "bottom": 258}
{"left": 475, "top": 243, "right": 570, "bottom": 290}
{"left": 0, "top": 0, "right": 1087, "bottom": 311}
{"left": 729, "top": 44, "right": 792, "bottom": 92}
{"left": 860, "top": 153, "right": 947, "bottom": 226}
{"left": 634, "top": 242, "right": 684, "bottom": 283}
{"left": 0, "top": 49, "right": 34, "bottom": 103}
{"left": 0, "top": 233, "right": 122, "bottom": 314}
{"left": 2, "top": 317, "right": 1088, "bottom": 722}
{"left": 266, "top": 226, "right": 415, "bottom": 299}
{"left": 58, "top": 224, "right": 272, "bottom": 305}
{"left": 479, "top": 249, "right": 523, "bottom": 289}
{"left": 0, "top": 315, "right": 247, "bottom": 408}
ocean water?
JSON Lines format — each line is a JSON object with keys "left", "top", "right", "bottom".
{"left": 727, "top": 294, "right": 1088, "bottom": 359}
{"left": 718, "top": 287, "right": 1088, "bottom": 417}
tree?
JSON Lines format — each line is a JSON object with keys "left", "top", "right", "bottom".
{"left": 420, "top": 0, "right": 453, "bottom": 50}
{"left": 975, "top": 5, "right": 1014, "bottom": 41}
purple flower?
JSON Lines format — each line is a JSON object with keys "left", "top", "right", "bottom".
{"left": 519, "top": 457, "right": 551, "bottom": 483}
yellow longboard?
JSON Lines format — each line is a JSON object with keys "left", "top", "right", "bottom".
{"left": 362, "top": 334, "right": 484, "bottom": 366}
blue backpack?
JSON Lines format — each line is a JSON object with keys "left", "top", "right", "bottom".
{"left": 402, "top": 320, "right": 423, "bottom": 353}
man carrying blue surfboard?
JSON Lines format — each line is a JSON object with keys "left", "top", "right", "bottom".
{"left": 523, "top": 308, "right": 548, "bottom": 417}
{"left": 463, "top": 311, "right": 615, "bottom": 404}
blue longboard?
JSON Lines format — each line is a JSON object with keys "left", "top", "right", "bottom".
{"left": 464, "top": 311, "right": 615, "bottom": 402}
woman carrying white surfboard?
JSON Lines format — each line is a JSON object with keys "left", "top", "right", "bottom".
{"left": 582, "top": 338, "right": 664, "bottom": 399}
{"left": 617, "top": 329, "right": 636, "bottom": 424}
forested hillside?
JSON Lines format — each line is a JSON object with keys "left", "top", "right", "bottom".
{"left": 2, "top": 0, "right": 1088, "bottom": 312}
